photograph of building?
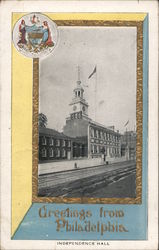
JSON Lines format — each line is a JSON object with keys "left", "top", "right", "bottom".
{"left": 38, "top": 25, "right": 137, "bottom": 198}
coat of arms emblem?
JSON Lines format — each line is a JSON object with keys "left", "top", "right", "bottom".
{"left": 13, "top": 13, "right": 58, "bottom": 58}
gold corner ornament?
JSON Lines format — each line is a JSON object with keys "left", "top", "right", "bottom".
{"left": 12, "top": 13, "right": 59, "bottom": 58}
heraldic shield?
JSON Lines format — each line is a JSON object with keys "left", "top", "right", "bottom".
{"left": 13, "top": 13, "right": 58, "bottom": 58}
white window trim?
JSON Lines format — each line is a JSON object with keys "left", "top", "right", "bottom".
{"left": 42, "top": 136, "right": 46, "bottom": 145}
{"left": 50, "top": 137, "right": 54, "bottom": 146}
{"left": 56, "top": 139, "right": 60, "bottom": 146}
{"left": 62, "top": 149, "right": 66, "bottom": 157}
{"left": 56, "top": 148, "right": 60, "bottom": 157}
{"left": 62, "top": 140, "right": 66, "bottom": 147}
{"left": 49, "top": 148, "right": 54, "bottom": 157}
{"left": 42, "top": 148, "right": 47, "bottom": 157}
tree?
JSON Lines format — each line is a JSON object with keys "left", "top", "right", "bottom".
{"left": 38, "top": 113, "right": 48, "bottom": 128}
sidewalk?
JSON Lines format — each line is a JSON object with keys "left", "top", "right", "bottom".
{"left": 38, "top": 156, "right": 129, "bottom": 176}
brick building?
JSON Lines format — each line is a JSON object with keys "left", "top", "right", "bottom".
{"left": 63, "top": 72, "right": 121, "bottom": 159}
{"left": 39, "top": 127, "right": 72, "bottom": 162}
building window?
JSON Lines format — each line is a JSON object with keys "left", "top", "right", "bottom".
{"left": 49, "top": 137, "right": 54, "bottom": 146}
{"left": 62, "top": 149, "right": 66, "bottom": 157}
{"left": 42, "top": 148, "right": 47, "bottom": 157}
{"left": 56, "top": 148, "right": 60, "bottom": 157}
{"left": 94, "top": 145, "right": 97, "bottom": 153}
{"left": 42, "top": 136, "right": 46, "bottom": 145}
{"left": 91, "top": 144, "right": 93, "bottom": 153}
{"left": 94, "top": 130, "right": 97, "bottom": 138}
{"left": 49, "top": 148, "right": 54, "bottom": 157}
{"left": 56, "top": 139, "right": 60, "bottom": 146}
{"left": 105, "top": 146, "right": 107, "bottom": 155}
{"left": 91, "top": 128, "right": 94, "bottom": 138}
{"left": 107, "top": 133, "right": 109, "bottom": 140}
{"left": 100, "top": 131, "right": 103, "bottom": 139}
{"left": 104, "top": 133, "right": 106, "bottom": 140}
{"left": 97, "top": 145, "right": 99, "bottom": 153}
{"left": 91, "top": 144, "right": 95, "bottom": 154}
{"left": 68, "top": 140, "right": 71, "bottom": 147}
{"left": 96, "top": 130, "right": 99, "bottom": 138}
{"left": 62, "top": 140, "right": 66, "bottom": 147}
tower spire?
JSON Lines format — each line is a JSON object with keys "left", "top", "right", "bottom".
{"left": 77, "top": 65, "right": 81, "bottom": 85}
{"left": 78, "top": 65, "right": 80, "bottom": 81}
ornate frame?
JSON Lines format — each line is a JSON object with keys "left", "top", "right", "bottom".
{"left": 32, "top": 19, "right": 143, "bottom": 204}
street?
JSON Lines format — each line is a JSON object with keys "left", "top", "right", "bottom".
{"left": 38, "top": 160, "right": 136, "bottom": 198}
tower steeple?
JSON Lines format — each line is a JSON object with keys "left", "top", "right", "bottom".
{"left": 69, "top": 67, "right": 89, "bottom": 120}
{"left": 74, "top": 66, "right": 84, "bottom": 99}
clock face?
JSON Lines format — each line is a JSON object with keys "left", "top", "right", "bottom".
{"left": 73, "top": 105, "right": 77, "bottom": 111}
{"left": 82, "top": 106, "right": 85, "bottom": 112}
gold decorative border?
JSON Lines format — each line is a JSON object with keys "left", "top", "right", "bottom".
{"left": 32, "top": 20, "right": 143, "bottom": 204}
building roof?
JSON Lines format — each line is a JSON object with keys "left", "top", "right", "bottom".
{"left": 39, "top": 127, "right": 71, "bottom": 139}
{"left": 89, "top": 120, "right": 121, "bottom": 135}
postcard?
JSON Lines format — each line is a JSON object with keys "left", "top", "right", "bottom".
{"left": 0, "top": 1, "right": 158, "bottom": 250}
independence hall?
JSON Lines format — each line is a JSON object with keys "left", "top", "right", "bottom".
{"left": 39, "top": 71, "right": 121, "bottom": 162}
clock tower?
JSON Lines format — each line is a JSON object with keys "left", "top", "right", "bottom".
{"left": 63, "top": 67, "right": 91, "bottom": 138}
{"left": 69, "top": 67, "right": 89, "bottom": 120}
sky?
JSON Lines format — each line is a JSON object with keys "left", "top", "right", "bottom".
{"left": 39, "top": 26, "right": 137, "bottom": 134}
